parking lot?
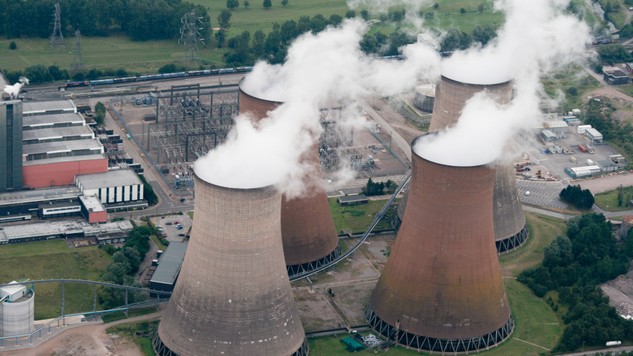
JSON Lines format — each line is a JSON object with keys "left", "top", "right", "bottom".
{"left": 151, "top": 214, "right": 193, "bottom": 243}
{"left": 525, "top": 127, "right": 624, "bottom": 181}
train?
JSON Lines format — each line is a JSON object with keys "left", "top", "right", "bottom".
{"left": 58, "top": 66, "right": 254, "bottom": 90}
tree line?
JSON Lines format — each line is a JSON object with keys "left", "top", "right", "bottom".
{"left": 98, "top": 224, "right": 153, "bottom": 309}
{"left": 583, "top": 98, "right": 633, "bottom": 169}
{"left": 0, "top": 0, "right": 210, "bottom": 41}
{"left": 518, "top": 213, "right": 633, "bottom": 351}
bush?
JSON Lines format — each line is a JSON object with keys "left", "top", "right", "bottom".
{"left": 9, "top": 41, "right": 17, "bottom": 50}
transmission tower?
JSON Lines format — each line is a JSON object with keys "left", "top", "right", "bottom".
{"left": 71, "top": 30, "right": 85, "bottom": 75}
{"left": 50, "top": 3, "right": 65, "bottom": 49}
{"left": 179, "top": 12, "right": 206, "bottom": 62}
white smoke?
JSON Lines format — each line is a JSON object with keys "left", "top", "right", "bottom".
{"left": 3, "top": 77, "right": 29, "bottom": 99}
{"left": 415, "top": 0, "right": 593, "bottom": 166}
{"left": 195, "top": 19, "right": 440, "bottom": 194}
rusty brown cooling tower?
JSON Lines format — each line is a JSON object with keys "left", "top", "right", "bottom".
{"left": 155, "top": 174, "right": 308, "bottom": 356}
{"left": 239, "top": 82, "right": 340, "bottom": 274}
{"left": 395, "top": 75, "right": 527, "bottom": 252}
{"left": 366, "top": 136, "right": 513, "bottom": 353}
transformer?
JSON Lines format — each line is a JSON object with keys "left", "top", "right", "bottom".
{"left": 398, "top": 74, "right": 527, "bottom": 253}
{"left": 238, "top": 82, "right": 340, "bottom": 274}
{"left": 366, "top": 135, "right": 514, "bottom": 352}
{"left": 155, "top": 174, "right": 307, "bottom": 356}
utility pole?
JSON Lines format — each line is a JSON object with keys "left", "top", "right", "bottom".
{"left": 71, "top": 30, "right": 85, "bottom": 75}
{"left": 179, "top": 12, "right": 206, "bottom": 63}
{"left": 50, "top": 3, "right": 65, "bottom": 49}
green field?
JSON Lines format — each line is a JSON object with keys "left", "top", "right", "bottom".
{"left": 0, "top": 0, "right": 506, "bottom": 73}
{"left": 328, "top": 197, "right": 396, "bottom": 235}
{"left": 0, "top": 240, "right": 111, "bottom": 319}
{"left": 595, "top": 185, "right": 633, "bottom": 211}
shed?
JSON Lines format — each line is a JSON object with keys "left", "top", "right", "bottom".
{"left": 341, "top": 337, "right": 365, "bottom": 352}
{"left": 338, "top": 194, "right": 369, "bottom": 206}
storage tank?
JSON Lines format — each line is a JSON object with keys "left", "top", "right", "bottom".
{"left": 396, "top": 74, "right": 528, "bottom": 253}
{"left": 366, "top": 135, "right": 513, "bottom": 352}
{"left": 238, "top": 80, "right": 340, "bottom": 274}
{"left": 413, "top": 84, "right": 436, "bottom": 113}
{"left": 0, "top": 283, "right": 35, "bottom": 337}
{"left": 155, "top": 173, "right": 307, "bottom": 356}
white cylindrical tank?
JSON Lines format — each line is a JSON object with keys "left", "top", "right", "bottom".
{"left": 0, "top": 288, "right": 35, "bottom": 337}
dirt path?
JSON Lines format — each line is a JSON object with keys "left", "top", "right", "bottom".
{"left": 1, "top": 311, "right": 162, "bottom": 356}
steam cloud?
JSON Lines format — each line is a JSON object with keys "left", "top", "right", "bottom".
{"left": 195, "top": 19, "right": 440, "bottom": 194}
{"left": 415, "top": 0, "right": 593, "bottom": 166}
{"left": 3, "top": 77, "right": 29, "bottom": 99}
{"left": 196, "top": 0, "right": 593, "bottom": 192}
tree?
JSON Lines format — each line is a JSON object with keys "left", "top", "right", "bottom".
{"left": 329, "top": 14, "right": 343, "bottom": 26}
{"left": 345, "top": 10, "right": 356, "bottom": 18}
{"left": 478, "top": 3, "right": 485, "bottom": 13}
{"left": 215, "top": 30, "right": 227, "bottom": 48}
{"left": 560, "top": 185, "right": 595, "bottom": 210}
{"left": 94, "top": 101, "right": 106, "bottom": 126}
{"left": 360, "top": 9, "right": 370, "bottom": 20}
{"left": 281, "top": 0, "right": 288, "bottom": 6}
{"left": 472, "top": 25, "right": 497, "bottom": 46}
{"left": 460, "top": 7, "right": 466, "bottom": 14}
{"left": 227, "top": 0, "right": 239, "bottom": 10}
{"left": 433, "top": 3, "right": 439, "bottom": 9}
{"left": 9, "top": 41, "right": 16, "bottom": 50}
{"left": 217, "top": 9, "right": 232, "bottom": 30}
{"left": 243, "top": 0, "right": 250, "bottom": 9}
{"left": 263, "top": 0, "right": 272, "bottom": 9}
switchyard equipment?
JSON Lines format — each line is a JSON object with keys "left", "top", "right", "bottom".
{"left": 366, "top": 135, "right": 514, "bottom": 352}
{"left": 142, "top": 84, "right": 238, "bottom": 183}
{"left": 238, "top": 82, "right": 340, "bottom": 275}
{"left": 397, "top": 74, "right": 527, "bottom": 253}
{"left": 155, "top": 174, "right": 308, "bottom": 356}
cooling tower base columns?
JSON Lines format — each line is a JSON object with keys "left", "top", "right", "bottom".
{"left": 287, "top": 243, "right": 341, "bottom": 276}
{"left": 365, "top": 307, "right": 514, "bottom": 353}
{"left": 496, "top": 224, "right": 528, "bottom": 254}
{"left": 153, "top": 334, "right": 309, "bottom": 356}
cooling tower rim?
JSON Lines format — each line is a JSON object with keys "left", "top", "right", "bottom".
{"left": 411, "top": 133, "right": 494, "bottom": 168}
{"left": 193, "top": 169, "right": 278, "bottom": 192}
{"left": 439, "top": 73, "right": 513, "bottom": 87}
{"left": 239, "top": 78, "right": 285, "bottom": 104}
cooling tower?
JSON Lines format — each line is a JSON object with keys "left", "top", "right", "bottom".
{"left": 366, "top": 136, "right": 513, "bottom": 352}
{"left": 396, "top": 74, "right": 527, "bottom": 252}
{"left": 155, "top": 174, "right": 308, "bottom": 356}
{"left": 238, "top": 82, "right": 340, "bottom": 274}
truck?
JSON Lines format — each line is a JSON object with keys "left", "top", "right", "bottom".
{"left": 606, "top": 340, "right": 622, "bottom": 347}
{"left": 578, "top": 144, "right": 587, "bottom": 153}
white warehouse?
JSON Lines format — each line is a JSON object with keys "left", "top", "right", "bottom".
{"left": 75, "top": 169, "right": 144, "bottom": 205}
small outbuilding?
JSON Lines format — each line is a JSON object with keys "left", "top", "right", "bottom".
{"left": 338, "top": 194, "right": 369, "bottom": 206}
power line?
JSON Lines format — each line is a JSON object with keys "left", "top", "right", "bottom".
{"left": 50, "top": 3, "right": 65, "bottom": 49}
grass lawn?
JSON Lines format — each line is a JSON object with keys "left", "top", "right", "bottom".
{"left": 594, "top": 185, "right": 633, "bottom": 211}
{"left": 500, "top": 212, "right": 567, "bottom": 277}
{"left": 328, "top": 197, "right": 395, "bottom": 235}
{"left": 0, "top": 240, "right": 111, "bottom": 319}
{"left": 1, "top": 0, "right": 507, "bottom": 74}
{"left": 542, "top": 64, "right": 601, "bottom": 112}
{"left": 107, "top": 320, "right": 158, "bottom": 356}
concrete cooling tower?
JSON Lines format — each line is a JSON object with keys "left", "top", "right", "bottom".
{"left": 366, "top": 136, "right": 513, "bottom": 352}
{"left": 238, "top": 82, "right": 340, "bottom": 274}
{"left": 397, "top": 74, "right": 527, "bottom": 253}
{"left": 155, "top": 174, "right": 308, "bottom": 356}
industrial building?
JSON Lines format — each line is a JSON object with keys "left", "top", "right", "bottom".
{"left": 78, "top": 195, "right": 107, "bottom": 223}
{"left": 148, "top": 241, "right": 188, "bottom": 294}
{"left": 603, "top": 66, "right": 630, "bottom": 85}
{"left": 156, "top": 174, "right": 307, "bottom": 356}
{"left": 0, "top": 100, "right": 23, "bottom": 192}
{"left": 398, "top": 74, "right": 527, "bottom": 253}
{"left": 0, "top": 282, "right": 34, "bottom": 337}
{"left": 19, "top": 100, "right": 108, "bottom": 189}
{"left": 0, "top": 219, "right": 133, "bottom": 245}
{"left": 75, "top": 169, "right": 145, "bottom": 210}
{"left": 367, "top": 135, "right": 513, "bottom": 352}
{"left": 239, "top": 81, "right": 340, "bottom": 275}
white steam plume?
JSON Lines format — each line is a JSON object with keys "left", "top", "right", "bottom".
{"left": 195, "top": 19, "right": 440, "bottom": 195}
{"left": 416, "top": 0, "right": 593, "bottom": 166}
{"left": 3, "top": 77, "right": 29, "bottom": 99}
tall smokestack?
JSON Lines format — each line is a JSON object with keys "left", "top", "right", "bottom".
{"left": 238, "top": 83, "right": 340, "bottom": 274}
{"left": 366, "top": 135, "right": 513, "bottom": 352}
{"left": 155, "top": 174, "right": 308, "bottom": 356}
{"left": 397, "top": 75, "right": 527, "bottom": 252}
